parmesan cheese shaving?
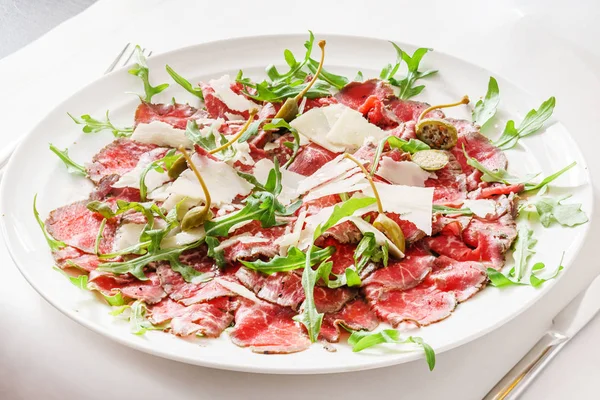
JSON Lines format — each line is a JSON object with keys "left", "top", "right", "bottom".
{"left": 213, "top": 233, "right": 270, "bottom": 252}
{"left": 113, "top": 223, "right": 145, "bottom": 252}
{"left": 208, "top": 74, "right": 260, "bottom": 113}
{"left": 113, "top": 148, "right": 172, "bottom": 191}
{"left": 275, "top": 210, "right": 307, "bottom": 256}
{"left": 463, "top": 199, "right": 497, "bottom": 218}
{"left": 131, "top": 121, "right": 191, "bottom": 148}
{"left": 376, "top": 158, "right": 434, "bottom": 187}
{"left": 162, "top": 152, "right": 253, "bottom": 207}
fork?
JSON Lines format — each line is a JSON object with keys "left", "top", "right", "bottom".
{"left": 0, "top": 43, "right": 153, "bottom": 182}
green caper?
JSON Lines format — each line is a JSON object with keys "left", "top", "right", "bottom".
{"left": 411, "top": 149, "right": 450, "bottom": 171}
{"left": 373, "top": 213, "right": 405, "bottom": 254}
{"left": 274, "top": 98, "right": 300, "bottom": 123}
{"left": 168, "top": 155, "right": 188, "bottom": 180}
{"left": 181, "top": 205, "right": 213, "bottom": 231}
{"left": 415, "top": 118, "right": 458, "bottom": 150}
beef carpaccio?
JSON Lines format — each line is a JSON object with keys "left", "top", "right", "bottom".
{"left": 38, "top": 36, "right": 579, "bottom": 360}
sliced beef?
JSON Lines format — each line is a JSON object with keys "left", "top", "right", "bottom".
{"left": 88, "top": 271, "right": 166, "bottom": 304}
{"left": 362, "top": 245, "right": 435, "bottom": 291}
{"left": 319, "top": 298, "right": 379, "bottom": 342}
{"left": 224, "top": 221, "right": 286, "bottom": 262}
{"left": 134, "top": 102, "right": 201, "bottom": 129}
{"left": 287, "top": 143, "right": 338, "bottom": 176}
{"left": 86, "top": 138, "right": 159, "bottom": 184}
{"left": 200, "top": 81, "right": 259, "bottom": 120}
{"left": 45, "top": 200, "right": 118, "bottom": 254}
{"left": 425, "top": 152, "right": 468, "bottom": 206}
{"left": 229, "top": 299, "right": 311, "bottom": 354}
{"left": 448, "top": 119, "right": 507, "bottom": 191}
{"left": 235, "top": 267, "right": 355, "bottom": 313}
{"left": 149, "top": 297, "right": 236, "bottom": 337}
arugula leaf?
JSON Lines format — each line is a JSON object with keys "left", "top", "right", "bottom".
{"left": 68, "top": 111, "right": 133, "bottom": 137}
{"left": 237, "top": 120, "right": 262, "bottom": 143}
{"left": 530, "top": 254, "right": 565, "bottom": 288}
{"left": 347, "top": 329, "right": 436, "bottom": 370}
{"left": 294, "top": 196, "right": 378, "bottom": 342}
{"left": 293, "top": 247, "right": 326, "bottom": 342}
{"left": 385, "top": 44, "right": 438, "bottom": 100}
{"left": 263, "top": 118, "right": 301, "bottom": 168}
{"left": 165, "top": 65, "right": 204, "bottom": 100}
{"left": 98, "top": 240, "right": 203, "bottom": 281}
{"left": 139, "top": 149, "right": 180, "bottom": 200}
{"left": 314, "top": 197, "right": 378, "bottom": 239}
{"left": 87, "top": 199, "right": 165, "bottom": 227}
{"left": 533, "top": 196, "right": 588, "bottom": 228}
{"left": 240, "top": 245, "right": 335, "bottom": 274}
{"left": 464, "top": 145, "right": 576, "bottom": 192}
{"left": 522, "top": 162, "right": 576, "bottom": 192}
{"left": 266, "top": 31, "right": 314, "bottom": 84}
{"left": 241, "top": 79, "right": 331, "bottom": 102}
{"left": 472, "top": 76, "right": 500, "bottom": 127}
{"left": 53, "top": 267, "right": 127, "bottom": 305}
{"left": 370, "top": 136, "right": 430, "bottom": 175}
{"left": 103, "top": 291, "right": 126, "bottom": 306}
{"left": 354, "top": 232, "right": 388, "bottom": 273}
{"left": 94, "top": 218, "right": 107, "bottom": 255}
{"left": 307, "top": 58, "right": 349, "bottom": 89}
{"left": 33, "top": 194, "right": 66, "bottom": 251}
{"left": 204, "top": 161, "right": 300, "bottom": 237}
{"left": 495, "top": 97, "right": 556, "bottom": 149}
{"left": 184, "top": 120, "right": 235, "bottom": 160}
{"left": 486, "top": 268, "right": 525, "bottom": 287}
{"left": 49, "top": 144, "right": 87, "bottom": 176}
{"left": 205, "top": 236, "right": 226, "bottom": 268}
{"left": 512, "top": 225, "right": 537, "bottom": 281}
{"left": 432, "top": 205, "right": 473, "bottom": 216}
{"left": 129, "top": 300, "right": 165, "bottom": 335}
{"left": 128, "top": 45, "right": 169, "bottom": 102}
{"left": 354, "top": 71, "right": 364, "bottom": 82}
{"left": 53, "top": 266, "right": 88, "bottom": 289}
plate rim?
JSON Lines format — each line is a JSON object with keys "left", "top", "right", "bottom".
{"left": 0, "top": 32, "right": 595, "bottom": 374}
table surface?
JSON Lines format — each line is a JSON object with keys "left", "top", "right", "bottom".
{"left": 1, "top": 1, "right": 600, "bottom": 399}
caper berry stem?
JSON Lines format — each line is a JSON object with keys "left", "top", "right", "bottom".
{"left": 418, "top": 95, "right": 470, "bottom": 121}
{"left": 178, "top": 146, "right": 212, "bottom": 220}
{"left": 209, "top": 109, "right": 258, "bottom": 154}
{"left": 343, "top": 153, "right": 384, "bottom": 214}
{"left": 295, "top": 40, "right": 326, "bottom": 101}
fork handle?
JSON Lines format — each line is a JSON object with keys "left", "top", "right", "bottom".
{"left": 483, "top": 331, "right": 569, "bottom": 400}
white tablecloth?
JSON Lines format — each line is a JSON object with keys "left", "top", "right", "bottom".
{"left": 1, "top": 1, "right": 600, "bottom": 399}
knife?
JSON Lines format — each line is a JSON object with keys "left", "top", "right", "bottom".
{"left": 484, "top": 274, "right": 600, "bottom": 400}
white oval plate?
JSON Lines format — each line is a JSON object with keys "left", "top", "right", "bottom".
{"left": 0, "top": 34, "right": 593, "bottom": 374}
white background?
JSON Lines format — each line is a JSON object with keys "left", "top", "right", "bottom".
{"left": 1, "top": 1, "right": 600, "bottom": 399}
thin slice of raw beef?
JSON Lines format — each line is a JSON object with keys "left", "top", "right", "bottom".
{"left": 149, "top": 297, "right": 236, "bottom": 337}
{"left": 88, "top": 271, "right": 166, "bottom": 304}
{"left": 287, "top": 143, "right": 339, "bottom": 176}
{"left": 45, "top": 200, "right": 118, "bottom": 254}
{"left": 362, "top": 245, "right": 436, "bottom": 291}
{"left": 425, "top": 152, "right": 468, "bottom": 206}
{"left": 319, "top": 298, "right": 379, "bottom": 342}
{"left": 235, "top": 267, "right": 355, "bottom": 313}
{"left": 229, "top": 299, "right": 311, "bottom": 354}
{"left": 86, "top": 138, "right": 159, "bottom": 183}
{"left": 134, "top": 102, "right": 202, "bottom": 129}
{"left": 448, "top": 119, "right": 508, "bottom": 191}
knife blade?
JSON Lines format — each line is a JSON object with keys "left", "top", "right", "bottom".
{"left": 483, "top": 274, "right": 600, "bottom": 400}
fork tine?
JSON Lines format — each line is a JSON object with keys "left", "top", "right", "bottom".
{"left": 146, "top": 50, "right": 153, "bottom": 58}
{"left": 121, "top": 46, "right": 137, "bottom": 67}
{"left": 104, "top": 43, "right": 131, "bottom": 74}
